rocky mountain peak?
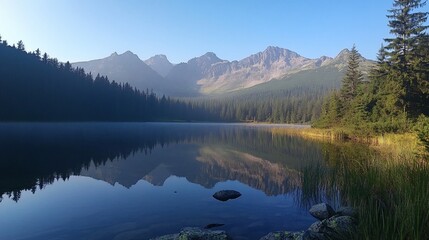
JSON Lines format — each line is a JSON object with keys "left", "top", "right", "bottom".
{"left": 239, "top": 46, "right": 305, "bottom": 70}
{"left": 335, "top": 48, "right": 350, "bottom": 59}
{"left": 107, "top": 51, "right": 140, "bottom": 62}
{"left": 315, "top": 55, "right": 334, "bottom": 67}
{"left": 121, "top": 50, "right": 138, "bottom": 58}
{"left": 146, "top": 54, "right": 169, "bottom": 61}
{"left": 265, "top": 45, "right": 280, "bottom": 50}
{"left": 197, "top": 52, "right": 222, "bottom": 63}
{"left": 187, "top": 52, "right": 224, "bottom": 75}
{"left": 144, "top": 54, "right": 174, "bottom": 77}
{"left": 263, "top": 46, "right": 300, "bottom": 58}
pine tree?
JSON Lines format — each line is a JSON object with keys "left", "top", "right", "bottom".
{"left": 414, "top": 34, "right": 429, "bottom": 115}
{"left": 339, "top": 45, "right": 363, "bottom": 114}
{"left": 34, "top": 48, "right": 41, "bottom": 60}
{"left": 42, "top": 53, "right": 48, "bottom": 63}
{"left": 370, "top": 45, "right": 389, "bottom": 82}
{"left": 17, "top": 40, "right": 25, "bottom": 51}
{"left": 385, "top": 0, "right": 429, "bottom": 116}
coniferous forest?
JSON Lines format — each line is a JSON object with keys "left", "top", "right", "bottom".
{"left": 0, "top": 37, "right": 324, "bottom": 123}
{"left": 315, "top": 0, "right": 429, "bottom": 136}
{"left": 0, "top": 39, "right": 226, "bottom": 122}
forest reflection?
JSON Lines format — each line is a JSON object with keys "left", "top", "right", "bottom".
{"left": 0, "top": 123, "right": 325, "bottom": 202}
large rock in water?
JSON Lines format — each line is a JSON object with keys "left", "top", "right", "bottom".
{"left": 309, "top": 203, "right": 335, "bottom": 220}
{"left": 212, "top": 190, "right": 241, "bottom": 201}
{"left": 150, "top": 227, "right": 230, "bottom": 240}
{"left": 262, "top": 204, "right": 358, "bottom": 240}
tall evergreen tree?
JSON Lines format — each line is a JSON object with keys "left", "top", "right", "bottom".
{"left": 370, "top": 45, "right": 389, "bottom": 82}
{"left": 384, "top": 0, "right": 429, "bottom": 116}
{"left": 16, "top": 40, "right": 25, "bottom": 51}
{"left": 339, "top": 45, "right": 363, "bottom": 113}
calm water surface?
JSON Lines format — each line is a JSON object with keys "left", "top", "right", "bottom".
{"left": 0, "top": 123, "right": 334, "bottom": 240}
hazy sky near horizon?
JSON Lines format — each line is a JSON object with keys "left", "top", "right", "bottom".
{"left": 0, "top": 0, "right": 427, "bottom": 63}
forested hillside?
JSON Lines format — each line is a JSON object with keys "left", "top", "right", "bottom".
{"left": 0, "top": 39, "right": 219, "bottom": 122}
{"left": 187, "top": 49, "right": 373, "bottom": 124}
{"left": 315, "top": 0, "right": 429, "bottom": 135}
{"left": 0, "top": 36, "right": 349, "bottom": 123}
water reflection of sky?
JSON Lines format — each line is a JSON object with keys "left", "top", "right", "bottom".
{"left": 0, "top": 175, "right": 313, "bottom": 240}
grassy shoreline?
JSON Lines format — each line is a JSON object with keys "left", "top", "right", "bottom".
{"left": 271, "top": 126, "right": 424, "bottom": 159}
{"left": 273, "top": 126, "right": 429, "bottom": 239}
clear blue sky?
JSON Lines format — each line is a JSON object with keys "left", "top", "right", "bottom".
{"left": 0, "top": 0, "right": 427, "bottom": 63}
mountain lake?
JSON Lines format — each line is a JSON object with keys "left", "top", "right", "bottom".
{"left": 0, "top": 123, "right": 368, "bottom": 240}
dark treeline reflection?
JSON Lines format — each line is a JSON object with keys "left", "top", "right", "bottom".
{"left": 0, "top": 123, "right": 324, "bottom": 202}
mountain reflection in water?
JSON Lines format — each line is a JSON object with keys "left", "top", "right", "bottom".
{"left": 0, "top": 123, "right": 320, "bottom": 202}
{"left": 0, "top": 123, "right": 330, "bottom": 240}
{"left": 81, "top": 144, "right": 300, "bottom": 196}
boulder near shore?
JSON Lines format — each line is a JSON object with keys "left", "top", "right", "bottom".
{"left": 152, "top": 202, "right": 358, "bottom": 240}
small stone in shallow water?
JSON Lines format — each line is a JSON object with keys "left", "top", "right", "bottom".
{"left": 212, "top": 190, "right": 242, "bottom": 201}
{"left": 309, "top": 203, "right": 335, "bottom": 220}
{"left": 204, "top": 223, "right": 225, "bottom": 229}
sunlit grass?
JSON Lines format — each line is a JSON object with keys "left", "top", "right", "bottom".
{"left": 271, "top": 127, "right": 423, "bottom": 160}
{"left": 299, "top": 144, "right": 429, "bottom": 239}
{"left": 273, "top": 127, "right": 429, "bottom": 239}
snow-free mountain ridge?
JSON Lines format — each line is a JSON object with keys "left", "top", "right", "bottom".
{"left": 72, "top": 47, "right": 373, "bottom": 97}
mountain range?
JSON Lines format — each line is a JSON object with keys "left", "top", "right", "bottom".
{"left": 72, "top": 47, "right": 374, "bottom": 97}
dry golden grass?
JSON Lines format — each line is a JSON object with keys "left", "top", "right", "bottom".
{"left": 271, "top": 127, "right": 425, "bottom": 163}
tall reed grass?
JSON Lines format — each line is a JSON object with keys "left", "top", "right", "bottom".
{"left": 275, "top": 126, "right": 429, "bottom": 239}
{"left": 300, "top": 144, "right": 429, "bottom": 239}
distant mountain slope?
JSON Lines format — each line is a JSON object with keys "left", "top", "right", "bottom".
{"left": 72, "top": 51, "right": 167, "bottom": 94}
{"left": 224, "top": 49, "right": 375, "bottom": 98}
{"left": 144, "top": 54, "right": 174, "bottom": 77}
{"left": 197, "top": 46, "right": 333, "bottom": 94}
{"left": 0, "top": 40, "right": 189, "bottom": 122}
{"left": 164, "top": 52, "right": 224, "bottom": 96}
{"left": 72, "top": 47, "right": 374, "bottom": 97}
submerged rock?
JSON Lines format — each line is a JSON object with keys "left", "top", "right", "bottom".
{"left": 151, "top": 227, "right": 230, "bottom": 240}
{"left": 212, "top": 190, "right": 241, "bottom": 201}
{"left": 259, "top": 231, "right": 304, "bottom": 240}
{"left": 309, "top": 203, "right": 335, "bottom": 220}
{"left": 204, "top": 223, "right": 225, "bottom": 229}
